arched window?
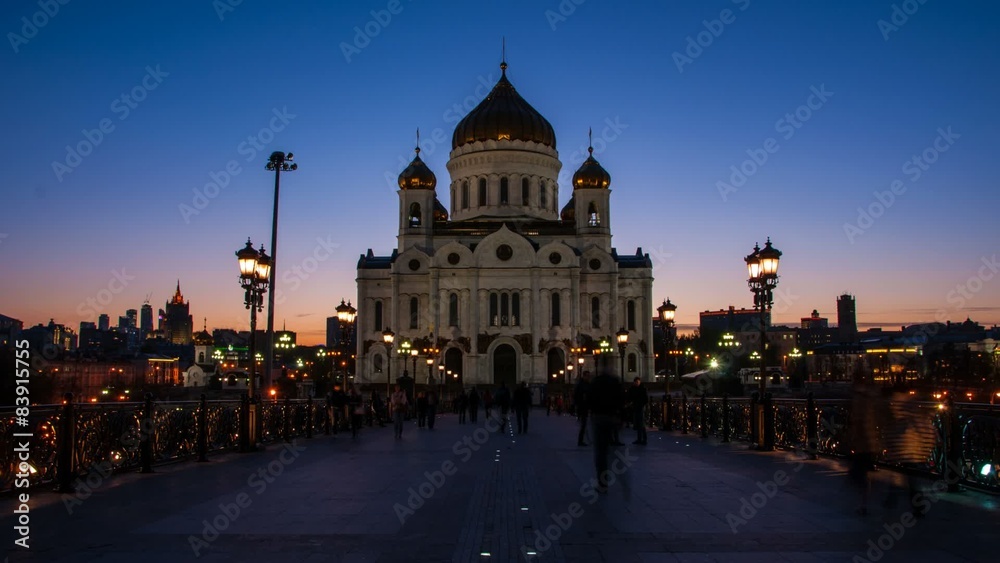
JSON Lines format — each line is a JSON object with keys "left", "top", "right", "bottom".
{"left": 409, "top": 297, "right": 419, "bottom": 329}
{"left": 500, "top": 177, "right": 509, "bottom": 204}
{"left": 478, "top": 178, "right": 487, "bottom": 206}
{"left": 552, "top": 187, "right": 558, "bottom": 212}
{"left": 628, "top": 353, "right": 637, "bottom": 373}
{"left": 511, "top": 292, "right": 520, "bottom": 326}
{"left": 374, "top": 301, "right": 383, "bottom": 331}
{"left": 408, "top": 202, "right": 421, "bottom": 227}
{"left": 627, "top": 300, "right": 636, "bottom": 331}
{"left": 489, "top": 293, "right": 498, "bottom": 326}
{"left": 551, "top": 292, "right": 561, "bottom": 327}
{"left": 540, "top": 180, "right": 547, "bottom": 208}
{"left": 198, "top": 352, "right": 205, "bottom": 363}
{"left": 448, "top": 293, "right": 459, "bottom": 327}
{"left": 500, "top": 293, "right": 509, "bottom": 326}
{"left": 462, "top": 182, "right": 469, "bottom": 209}
{"left": 547, "top": 348, "right": 565, "bottom": 380}
{"left": 588, "top": 201, "right": 600, "bottom": 226}
{"left": 373, "top": 354, "right": 383, "bottom": 373}
{"left": 591, "top": 296, "right": 601, "bottom": 329}
{"left": 521, "top": 178, "right": 530, "bottom": 205}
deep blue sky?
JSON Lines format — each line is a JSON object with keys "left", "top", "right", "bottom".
{"left": 3, "top": 0, "right": 998, "bottom": 343}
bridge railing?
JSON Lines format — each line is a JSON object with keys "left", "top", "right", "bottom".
{"left": 652, "top": 394, "right": 1000, "bottom": 492}
{"left": 0, "top": 393, "right": 334, "bottom": 493}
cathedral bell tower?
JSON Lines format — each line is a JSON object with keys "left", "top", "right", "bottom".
{"left": 562, "top": 131, "right": 612, "bottom": 252}
{"left": 397, "top": 133, "right": 446, "bottom": 252}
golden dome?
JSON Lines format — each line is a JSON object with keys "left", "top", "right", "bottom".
{"left": 433, "top": 198, "right": 448, "bottom": 221}
{"left": 452, "top": 62, "right": 556, "bottom": 150}
{"left": 398, "top": 147, "right": 436, "bottom": 190}
{"left": 572, "top": 146, "right": 611, "bottom": 190}
{"left": 560, "top": 195, "right": 576, "bottom": 222}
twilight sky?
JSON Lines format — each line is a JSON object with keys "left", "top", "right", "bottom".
{"left": 2, "top": 0, "right": 998, "bottom": 345}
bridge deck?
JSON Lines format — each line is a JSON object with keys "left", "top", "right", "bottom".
{"left": 8, "top": 411, "right": 997, "bottom": 562}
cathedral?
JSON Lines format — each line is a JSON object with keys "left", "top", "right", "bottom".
{"left": 356, "top": 59, "right": 654, "bottom": 389}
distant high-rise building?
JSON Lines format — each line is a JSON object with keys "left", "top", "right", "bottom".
{"left": 837, "top": 294, "right": 858, "bottom": 343}
{"left": 140, "top": 303, "right": 153, "bottom": 336}
{"left": 118, "top": 315, "right": 132, "bottom": 329}
{"left": 164, "top": 280, "right": 194, "bottom": 345}
{"left": 0, "top": 314, "right": 23, "bottom": 347}
{"left": 98, "top": 314, "right": 110, "bottom": 331}
{"left": 157, "top": 309, "right": 165, "bottom": 331}
{"left": 700, "top": 306, "right": 769, "bottom": 334}
{"left": 126, "top": 309, "right": 137, "bottom": 328}
{"left": 800, "top": 310, "right": 828, "bottom": 329}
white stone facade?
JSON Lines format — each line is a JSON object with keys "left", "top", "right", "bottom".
{"left": 356, "top": 67, "right": 653, "bottom": 389}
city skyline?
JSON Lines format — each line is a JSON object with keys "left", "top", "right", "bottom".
{"left": 2, "top": 1, "right": 999, "bottom": 345}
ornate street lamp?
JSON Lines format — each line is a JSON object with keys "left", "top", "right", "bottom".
{"left": 657, "top": 298, "right": 677, "bottom": 391}
{"left": 236, "top": 238, "right": 270, "bottom": 452}
{"left": 335, "top": 298, "right": 357, "bottom": 388}
{"left": 426, "top": 357, "right": 434, "bottom": 386}
{"left": 746, "top": 238, "right": 782, "bottom": 450}
{"left": 262, "top": 152, "right": 297, "bottom": 394}
{"left": 616, "top": 328, "right": 629, "bottom": 381}
{"left": 382, "top": 327, "right": 395, "bottom": 398}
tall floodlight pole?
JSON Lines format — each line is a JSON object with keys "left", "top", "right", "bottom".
{"left": 264, "top": 152, "right": 297, "bottom": 393}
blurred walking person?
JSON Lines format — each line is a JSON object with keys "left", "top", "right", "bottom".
{"left": 390, "top": 384, "right": 409, "bottom": 439}
{"left": 574, "top": 373, "right": 591, "bottom": 446}
{"left": 588, "top": 371, "right": 625, "bottom": 493}
{"left": 848, "top": 374, "right": 882, "bottom": 515}
{"left": 513, "top": 382, "right": 531, "bottom": 434}
{"left": 627, "top": 377, "right": 648, "bottom": 445}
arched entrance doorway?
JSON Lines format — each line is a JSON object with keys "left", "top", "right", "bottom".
{"left": 444, "top": 348, "right": 463, "bottom": 389}
{"left": 493, "top": 344, "right": 517, "bottom": 387}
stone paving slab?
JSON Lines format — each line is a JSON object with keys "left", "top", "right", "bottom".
{"left": 2, "top": 411, "right": 997, "bottom": 562}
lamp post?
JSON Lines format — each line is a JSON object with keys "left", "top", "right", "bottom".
{"left": 382, "top": 327, "right": 395, "bottom": 398}
{"left": 263, "top": 152, "right": 297, "bottom": 394}
{"left": 438, "top": 364, "right": 445, "bottom": 396}
{"left": 745, "top": 238, "right": 782, "bottom": 451}
{"left": 410, "top": 348, "right": 418, "bottom": 380}
{"left": 335, "top": 299, "right": 357, "bottom": 389}
{"left": 657, "top": 298, "right": 677, "bottom": 392}
{"left": 616, "top": 327, "right": 629, "bottom": 381}
{"left": 236, "top": 239, "right": 271, "bottom": 452}
{"left": 426, "top": 357, "right": 434, "bottom": 386}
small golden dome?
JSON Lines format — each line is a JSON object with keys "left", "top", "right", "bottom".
{"left": 433, "top": 198, "right": 448, "bottom": 221}
{"left": 572, "top": 146, "right": 611, "bottom": 190}
{"left": 398, "top": 147, "right": 437, "bottom": 190}
{"left": 560, "top": 195, "right": 576, "bottom": 222}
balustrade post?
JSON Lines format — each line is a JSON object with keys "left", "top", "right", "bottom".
{"left": 945, "top": 397, "right": 962, "bottom": 492}
{"left": 806, "top": 392, "right": 818, "bottom": 460}
{"left": 665, "top": 395, "right": 673, "bottom": 432}
{"left": 239, "top": 394, "right": 251, "bottom": 452}
{"left": 722, "top": 394, "right": 731, "bottom": 443}
{"left": 749, "top": 393, "right": 758, "bottom": 446}
{"left": 763, "top": 392, "right": 775, "bottom": 452}
{"left": 56, "top": 392, "right": 76, "bottom": 493}
{"left": 700, "top": 393, "right": 708, "bottom": 438}
{"left": 681, "top": 393, "right": 688, "bottom": 434}
{"left": 306, "top": 396, "right": 314, "bottom": 439}
{"left": 197, "top": 394, "right": 208, "bottom": 462}
{"left": 283, "top": 397, "right": 292, "bottom": 443}
{"left": 324, "top": 393, "right": 332, "bottom": 436}
{"left": 140, "top": 393, "right": 154, "bottom": 473}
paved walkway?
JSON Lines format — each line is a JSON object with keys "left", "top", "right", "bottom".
{"left": 6, "top": 410, "right": 998, "bottom": 562}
